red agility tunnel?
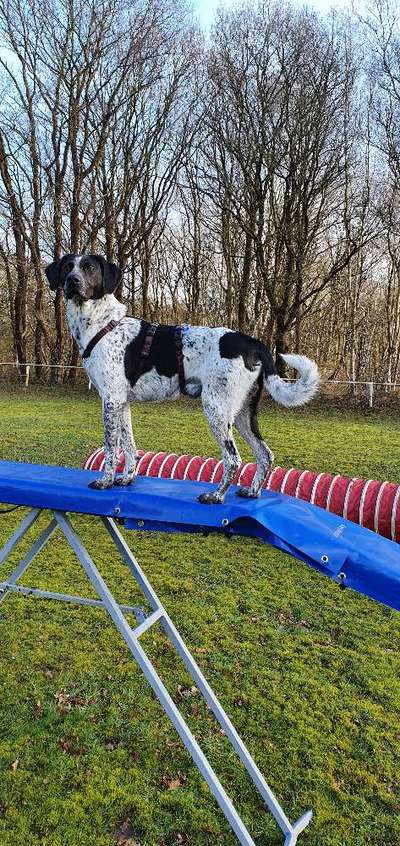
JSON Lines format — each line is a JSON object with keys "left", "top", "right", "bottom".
{"left": 83, "top": 448, "right": 400, "bottom": 543}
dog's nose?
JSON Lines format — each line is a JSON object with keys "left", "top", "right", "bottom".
{"left": 65, "top": 274, "right": 80, "bottom": 298}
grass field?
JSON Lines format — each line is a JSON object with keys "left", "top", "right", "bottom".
{"left": 0, "top": 386, "right": 399, "bottom": 846}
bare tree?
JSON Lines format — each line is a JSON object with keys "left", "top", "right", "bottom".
{"left": 0, "top": 0, "right": 195, "bottom": 376}
{"left": 0, "top": 0, "right": 398, "bottom": 391}
{"left": 202, "top": 4, "right": 373, "bottom": 371}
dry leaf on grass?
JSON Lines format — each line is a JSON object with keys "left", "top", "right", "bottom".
{"left": 159, "top": 771, "right": 187, "bottom": 790}
{"left": 166, "top": 832, "right": 189, "bottom": 845}
{"left": 176, "top": 684, "right": 198, "bottom": 700}
{"left": 54, "top": 689, "right": 92, "bottom": 715}
{"left": 43, "top": 669, "right": 54, "bottom": 679}
{"left": 33, "top": 700, "right": 44, "bottom": 717}
{"left": 115, "top": 818, "right": 140, "bottom": 846}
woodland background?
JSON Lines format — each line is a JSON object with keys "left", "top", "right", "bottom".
{"left": 0, "top": 0, "right": 399, "bottom": 384}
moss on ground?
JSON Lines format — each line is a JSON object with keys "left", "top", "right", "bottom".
{"left": 0, "top": 386, "right": 399, "bottom": 846}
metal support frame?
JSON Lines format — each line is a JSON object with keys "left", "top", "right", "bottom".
{"left": 0, "top": 507, "right": 312, "bottom": 846}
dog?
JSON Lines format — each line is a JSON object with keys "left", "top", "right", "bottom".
{"left": 45, "top": 253, "right": 319, "bottom": 503}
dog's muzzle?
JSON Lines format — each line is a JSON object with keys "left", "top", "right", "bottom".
{"left": 65, "top": 275, "right": 82, "bottom": 299}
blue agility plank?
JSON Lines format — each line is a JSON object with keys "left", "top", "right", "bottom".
{"left": 0, "top": 459, "right": 399, "bottom": 611}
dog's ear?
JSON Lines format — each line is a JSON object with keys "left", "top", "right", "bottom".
{"left": 45, "top": 259, "right": 62, "bottom": 291}
{"left": 45, "top": 254, "right": 74, "bottom": 291}
{"left": 97, "top": 256, "right": 120, "bottom": 294}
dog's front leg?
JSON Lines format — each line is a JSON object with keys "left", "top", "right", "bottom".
{"left": 89, "top": 400, "right": 123, "bottom": 490}
{"left": 114, "top": 403, "right": 137, "bottom": 486}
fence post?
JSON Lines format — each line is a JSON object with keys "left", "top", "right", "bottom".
{"left": 366, "top": 381, "right": 374, "bottom": 408}
{"left": 25, "top": 365, "right": 30, "bottom": 388}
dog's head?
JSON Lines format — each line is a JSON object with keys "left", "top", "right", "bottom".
{"left": 45, "top": 254, "right": 120, "bottom": 301}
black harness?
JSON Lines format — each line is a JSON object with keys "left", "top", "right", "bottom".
{"left": 140, "top": 322, "right": 188, "bottom": 395}
{"left": 83, "top": 319, "right": 188, "bottom": 395}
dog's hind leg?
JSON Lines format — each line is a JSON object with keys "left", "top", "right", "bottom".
{"left": 199, "top": 399, "right": 242, "bottom": 504}
{"left": 115, "top": 403, "right": 137, "bottom": 486}
{"left": 234, "top": 379, "right": 274, "bottom": 498}
{"left": 89, "top": 400, "right": 123, "bottom": 490}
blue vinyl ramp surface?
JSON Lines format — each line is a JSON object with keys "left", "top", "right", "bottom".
{"left": 0, "top": 459, "right": 399, "bottom": 612}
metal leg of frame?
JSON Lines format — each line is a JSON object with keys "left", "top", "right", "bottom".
{"left": 0, "top": 513, "right": 146, "bottom": 623}
{"left": 0, "top": 508, "right": 41, "bottom": 566}
{"left": 102, "top": 517, "right": 306, "bottom": 835}
{"left": 0, "top": 583, "right": 146, "bottom": 619}
{"left": 0, "top": 508, "right": 313, "bottom": 846}
{"left": 54, "top": 510, "right": 260, "bottom": 846}
{"left": 93, "top": 515, "right": 312, "bottom": 844}
{"left": 0, "top": 510, "right": 57, "bottom": 605}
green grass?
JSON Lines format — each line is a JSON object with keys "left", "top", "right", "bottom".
{"left": 0, "top": 386, "right": 399, "bottom": 846}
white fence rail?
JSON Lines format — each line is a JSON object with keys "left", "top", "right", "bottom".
{"left": 1, "top": 361, "right": 400, "bottom": 406}
{"left": 0, "top": 361, "right": 91, "bottom": 389}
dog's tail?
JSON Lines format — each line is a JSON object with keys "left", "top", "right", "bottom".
{"left": 263, "top": 353, "right": 320, "bottom": 407}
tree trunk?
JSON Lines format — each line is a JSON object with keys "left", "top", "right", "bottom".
{"left": 221, "top": 205, "right": 233, "bottom": 327}
{"left": 238, "top": 231, "right": 252, "bottom": 331}
{"left": 140, "top": 238, "right": 151, "bottom": 319}
{"left": 34, "top": 279, "right": 45, "bottom": 379}
{"left": 53, "top": 290, "right": 64, "bottom": 384}
{"left": 275, "top": 314, "right": 288, "bottom": 375}
{"left": 14, "top": 278, "right": 27, "bottom": 376}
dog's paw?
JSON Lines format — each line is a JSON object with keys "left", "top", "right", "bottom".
{"left": 198, "top": 492, "right": 224, "bottom": 505}
{"left": 236, "top": 487, "right": 261, "bottom": 499}
{"left": 114, "top": 475, "right": 135, "bottom": 487}
{"left": 88, "top": 478, "right": 114, "bottom": 490}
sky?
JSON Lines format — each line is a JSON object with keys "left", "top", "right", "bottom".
{"left": 194, "top": 0, "right": 352, "bottom": 29}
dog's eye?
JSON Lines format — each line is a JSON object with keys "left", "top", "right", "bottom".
{"left": 83, "top": 263, "right": 94, "bottom": 273}
{"left": 61, "top": 262, "right": 73, "bottom": 277}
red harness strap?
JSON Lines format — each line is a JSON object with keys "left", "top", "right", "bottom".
{"left": 141, "top": 323, "right": 158, "bottom": 358}
{"left": 82, "top": 318, "right": 124, "bottom": 359}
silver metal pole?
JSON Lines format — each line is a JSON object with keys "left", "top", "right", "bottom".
{"left": 0, "top": 508, "right": 41, "bottom": 566}
{"left": 102, "top": 517, "right": 312, "bottom": 840}
{"left": 54, "top": 510, "right": 260, "bottom": 846}
{"left": 0, "top": 516, "right": 57, "bottom": 605}
{"left": 0, "top": 507, "right": 313, "bottom": 846}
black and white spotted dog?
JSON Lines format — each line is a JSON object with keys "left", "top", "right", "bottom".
{"left": 45, "top": 254, "right": 319, "bottom": 504}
